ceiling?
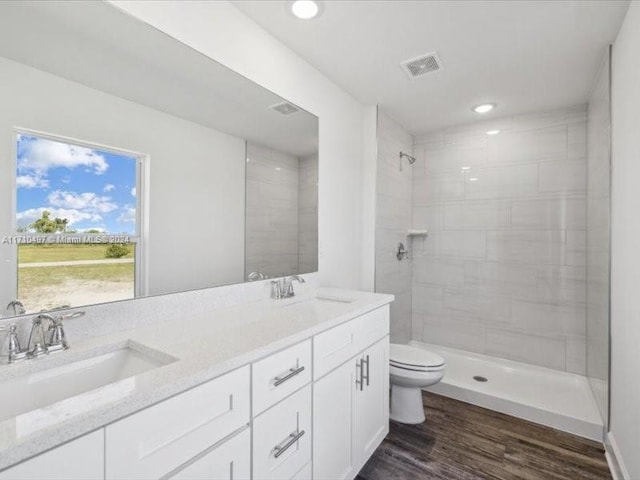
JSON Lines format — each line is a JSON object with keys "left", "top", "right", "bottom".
{"left": 234, "top": 0, "right": 629, "bottom": 134}
{"left": 0, "top": 1, "right": 318, "bottom": 157}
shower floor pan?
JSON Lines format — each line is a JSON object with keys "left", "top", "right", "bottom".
{"left": 410, "top": 341, "right": 604, "bottom": 441}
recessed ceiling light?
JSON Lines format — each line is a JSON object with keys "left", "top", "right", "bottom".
{"left": 486, "top": 129, "right": 501, "bottom": 135}
{"left": 290, "top": 0, "right": 319, "bottom": 19}
{"left": 472, "top": 103, "right": 496, "bottom": 114}
{"left": 469, "top": 177, "right": 479, "bottom": 182}
{"left": 461, "top": 166, "right": 471, "bottom": 171}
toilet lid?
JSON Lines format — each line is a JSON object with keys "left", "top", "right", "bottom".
{"left": 390, "top": 344, "right": 445, "bottom": 369}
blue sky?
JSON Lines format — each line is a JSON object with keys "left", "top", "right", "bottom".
{"left": 16, "top": 135, "right": 137, "bottom": 234}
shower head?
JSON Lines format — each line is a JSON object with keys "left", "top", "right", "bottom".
{"left": 399, "top": 151, "right": 416, "bottom": 171}
{"left": 399, "top": 151, "right": 416, "bottom": 165}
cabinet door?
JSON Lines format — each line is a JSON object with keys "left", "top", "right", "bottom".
{"left": 0, "top": 430, "right": 104, "bottom": 480}
{"left": 312, "top": 358, "right": 356, "bottom": 480}
{"left": 169, "top": 428, "right": 250, "bottom": 480}
{"left": 353, "top": 337, "right": 389, "bottom": 466}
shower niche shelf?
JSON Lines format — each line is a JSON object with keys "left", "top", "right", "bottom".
{"left": 407, "top": 229, "right": 428, "bottom": 237}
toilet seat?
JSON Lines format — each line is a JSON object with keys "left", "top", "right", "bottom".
{"left": 390, "top": 344, "right": 445, "bottom": 372}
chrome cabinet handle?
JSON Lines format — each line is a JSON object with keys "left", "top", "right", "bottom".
{"left": 355, "top": 359, "right": 364, "bottom": 391}
{"left": 274, "top": 366, "right": 305, "bottom": 387}
{"left": 273, "top": 430, "right": 305, "bottom": 458}
{"left": 363, "top": 354, "right": 370, "bottom": 387}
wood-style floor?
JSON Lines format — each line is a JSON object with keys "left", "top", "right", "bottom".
{"left": 357, "top": 392, "right": 611, "bottom": 480}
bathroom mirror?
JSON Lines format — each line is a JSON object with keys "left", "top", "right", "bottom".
{"left": 0, "top": 1, "right": 319, "bottom": 317}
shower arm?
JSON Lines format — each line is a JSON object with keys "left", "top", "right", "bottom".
{"left": 399, "top": 151, "right": 416, "bottom": 171}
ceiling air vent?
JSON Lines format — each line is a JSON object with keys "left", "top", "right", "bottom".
{"left": 269, "top": 102, "right": 300, "bottom": 115}
{"left": 400, "top": 52, "right": 442, "bottom": 79}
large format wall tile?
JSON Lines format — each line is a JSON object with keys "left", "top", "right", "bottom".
{"left": 375, "top": 110, "right": 414, "bottom": 343}
{"left": 411, "top": 105, "right": 588, "bottom": 373}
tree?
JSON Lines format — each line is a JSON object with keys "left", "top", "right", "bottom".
{"left": 30, "top": 211, "right": 69, "bottom": 234}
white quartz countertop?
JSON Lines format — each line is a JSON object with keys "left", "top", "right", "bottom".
{"left": 0, "top": 288, "right": 393, "bottom": 469}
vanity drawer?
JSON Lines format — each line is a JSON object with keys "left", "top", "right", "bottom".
{"left": 313, "top": 319, "right": 357, "bottom": 379}
{"left": 253, "top": 385, "right": 311, "bottom": 480}
{"left": 313, "top": 306, "right": 389, "bottom": 379}
{"left": 0, "top": 430, "right": 104, "bottom": 480}
{"left": 105, "top": 366, "right": 250, "bottom": 480}
{"left": 252, "top": 340, "right": 311, "bottom": 415}
{"left": 354, "top": 305, "right": 389, "bottom": 353}
{"left": 168, "top": 428, "right": 250, "bottom": 480}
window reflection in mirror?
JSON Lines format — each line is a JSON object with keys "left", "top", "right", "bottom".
{"left": 14, "top": 132, "right": 142, "bottom": 313}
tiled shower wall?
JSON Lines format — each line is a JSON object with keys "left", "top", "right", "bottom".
{"left": 298, "top": 153, "right": 319, "bottom": 274}
{"left": 411, "top": 106, "right": 588, "bottom": 373}
{"left": 586, "top": 51, "right": 611, "bottom": 424}
{"left": 375, "top": 110, "right": 414, "bottom": 343}
{"left": 246, "top": 142, "right": 299, "bottom": 278}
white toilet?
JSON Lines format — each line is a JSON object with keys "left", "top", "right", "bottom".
{"left": 389, "top": 344, "right": 446, "bottom": 424}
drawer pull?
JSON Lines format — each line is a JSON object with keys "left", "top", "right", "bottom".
{"left": 355, "top": 359, "right": 364, "bottom": 391}
{"left": 274, "top": 366, "right": 305, "bottom": 387}
{"left": 363, "top": 354, "right": 370, "bottom": 387}
{"left": 273, "top": 430, "right": 305, "bottom": 459}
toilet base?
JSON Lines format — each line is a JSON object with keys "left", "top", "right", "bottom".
{"left": 390, "top": 385, "right": 426, "bottom": 424}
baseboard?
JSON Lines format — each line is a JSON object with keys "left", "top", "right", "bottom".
{"left": 605, "top": 432, "right": 630, "bottom": 480}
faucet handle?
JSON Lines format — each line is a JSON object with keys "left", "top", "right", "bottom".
{"left": 1, "top": 324, "right": 27, "bottom": 363}
{"left": 45, "top": 311, "right": 81, "bottom": 352}
{"left": 48, "top": 319, "right": 69, "bottom": 352}
{"left": 271, "top": 280, "right": 283, "bottom": 299}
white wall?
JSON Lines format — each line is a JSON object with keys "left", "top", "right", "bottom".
{"left": 110, "top": 0, "right": 370, "bottom": 290}
{"left": 375, "top": 111, "right": 413, "bottom": 342}
{"left": 0, "top": 56, "right": 246, "bottom": 307}
{"left": 610, "top": 2, "right": 640, "bottom": 478}
{"left": 412, "top": 106, "right": 588, "bottom": 372}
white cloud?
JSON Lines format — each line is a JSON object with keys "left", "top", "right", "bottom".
{"left": 16, "top": 207, "right": 103, "bottom": 228}
{"left": 18, "top": 136, "right": 108, "bottom": 176}
{"left": 103, "top": 184, "right": 115, "bottom": 192}
{"left": 16, "top": 174, "right": 49, "bottom": 189}
{"left": 117, "top": 206, "right": 136, "bottom": 224}
{"left": 130, "top": 187, "right": 136, "bottom": 197}
{"left": 48, "top": 191, "right": 118, "bottom": 214}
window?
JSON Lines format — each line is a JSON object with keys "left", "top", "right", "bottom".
{"left": 14, "top": 130, "right": 145, "bottom": 313}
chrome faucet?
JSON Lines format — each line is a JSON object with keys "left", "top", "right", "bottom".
{"left": 0, "top": 311, "right": 83, "bottom": 364}
{"left": 271, "top": 275, "right": 306, "bottom": 299}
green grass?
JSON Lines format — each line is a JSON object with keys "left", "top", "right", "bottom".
{"left": 18, "top": 244, "right": 134, "bottom": 263}
{"left": 19, "top": 263, "right": 135, "bottom": 290}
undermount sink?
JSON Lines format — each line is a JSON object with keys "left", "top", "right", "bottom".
{"left": 0, "top": 345, "right": 175, "bottom": 423}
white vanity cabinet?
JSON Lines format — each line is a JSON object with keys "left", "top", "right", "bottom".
{"left": 0, "top": 302, "right": 391, "bottom": 480}
{"left": 0, "top": 430, "right": 104, "bottom": 480}
{"left": 313, "top": 307, "right": 390, "bottom": 480}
